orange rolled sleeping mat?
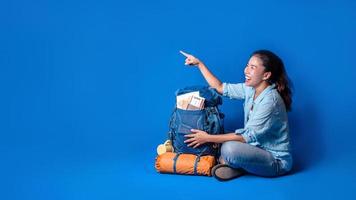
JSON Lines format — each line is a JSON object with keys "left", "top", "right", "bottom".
{"left": 155, "top": 152, "right": 216, "bottom": 176}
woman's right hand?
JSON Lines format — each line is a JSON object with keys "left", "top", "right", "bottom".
{"left": 180, "top": 50, "right": 201, "bottom": 66}
{"left": 179, "top": 50, "right": 223, "bottom": 94}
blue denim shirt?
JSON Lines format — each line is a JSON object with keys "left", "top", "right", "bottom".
{"left": 223, "top": 83, "right": 292, "bottom": 172}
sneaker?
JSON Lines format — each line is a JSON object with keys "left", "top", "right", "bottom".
{"left": 211, "top": 164, "right": 244, "bottom": 181}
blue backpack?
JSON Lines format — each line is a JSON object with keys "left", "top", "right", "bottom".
{"left": 168, "top": 86, "right": 225, "bottom": 156}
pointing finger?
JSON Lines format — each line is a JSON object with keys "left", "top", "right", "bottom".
{"left": 179, "top": 50, "right": 190, "bottom": 57}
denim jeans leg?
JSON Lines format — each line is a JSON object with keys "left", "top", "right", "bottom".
{"left": 220, "top": 141, "right": 283, "bottom": 177}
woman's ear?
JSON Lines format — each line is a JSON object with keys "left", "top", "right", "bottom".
{"left": 263, "top": 71, "right": 272, "bottom": 81}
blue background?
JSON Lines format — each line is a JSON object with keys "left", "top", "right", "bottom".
{"left": 1, "top": 0, "right": 355, "bottom": 199}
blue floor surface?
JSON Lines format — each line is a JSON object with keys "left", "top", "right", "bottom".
{"left": 4, "top": 150, "right": 355, "bottom": 200}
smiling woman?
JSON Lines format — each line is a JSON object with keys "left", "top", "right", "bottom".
{"left": 180, "top": 50, "right": 293, "bottom": 181}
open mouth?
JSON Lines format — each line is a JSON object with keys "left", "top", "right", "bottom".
{"left": 245, "top": 76, "right": 251, "bottom": 81}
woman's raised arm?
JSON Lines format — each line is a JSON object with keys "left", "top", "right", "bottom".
{"left": 180, "top": 50, "right": 223, "bottom": 94}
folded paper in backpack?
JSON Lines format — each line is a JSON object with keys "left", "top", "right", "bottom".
{"left": 176, "top": 91, "right": 205, "bottom": 110}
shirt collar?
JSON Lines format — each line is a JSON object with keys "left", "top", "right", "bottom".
{"left": 252, "top": 83, "right": 276, "bottom": 104}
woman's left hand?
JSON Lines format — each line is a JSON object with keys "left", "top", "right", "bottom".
{"left": 184, "top": 129, "right": 211, "bottom": 148}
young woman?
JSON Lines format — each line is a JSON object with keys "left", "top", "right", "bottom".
{"left": 180, "top": 50, "right": 293, "bottom": 181}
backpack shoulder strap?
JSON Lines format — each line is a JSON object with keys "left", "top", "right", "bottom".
{"left": 168, "top": 105, "right": 177, "bottom": 139}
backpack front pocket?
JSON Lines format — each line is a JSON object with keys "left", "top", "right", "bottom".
{"left": 173, "top": 108, "right": 209, "bottom": 154}
{"left": 176, "top": 108, "right": 206, "bottom": 133}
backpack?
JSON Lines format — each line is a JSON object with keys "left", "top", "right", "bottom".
{"left": 168, "top": 86, "right": 225, "bottom": 156}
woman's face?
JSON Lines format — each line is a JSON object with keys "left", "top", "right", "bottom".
{"left": 244, "top": 55, "right": 270, "bottom": 87}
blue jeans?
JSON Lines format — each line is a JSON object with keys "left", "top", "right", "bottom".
{"left": 219, "top": 141, "right": 286, "bottom": 177}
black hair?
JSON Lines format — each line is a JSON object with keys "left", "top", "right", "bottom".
{"left": 252, "top": 50, "right": 293, "bottom": 111}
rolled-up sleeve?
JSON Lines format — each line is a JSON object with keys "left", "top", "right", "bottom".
{"left": 222, "top": 83, "right": 246, "bottom": 99}
{"left": 235, "top": 128, "right": 257, "bottom": 144}
{"left": 235, "top": 100, "right": 276, "bottom": 144}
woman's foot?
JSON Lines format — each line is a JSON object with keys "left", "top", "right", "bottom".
{"left": 211, "top": 164, "right": 244, "bottom": 181}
